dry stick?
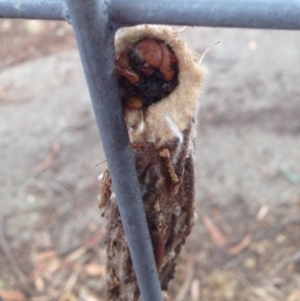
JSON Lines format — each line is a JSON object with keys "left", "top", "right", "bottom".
{"left": 190, "top": 278, "right": 200, "bottom": 301}
{"left": 95, "top": 160, "right": 107, "bottom": 167}
{"left": 32, "top": 141, "right": 60, "bottom": 177}
{"left": 174, "top": 261, "right": 195, "bottom": 301}
{"left": 49, "top": 179, "right": 99, "bottom": 246}
{"left": 58, "top": 227, "right": 106, "bottom": 258}
{"left": 58, "top": 264, "right": 82, "bottom": 301}
{"left": 255, "top": 213, "right": 300, "bottom": 240}
{"left": 100, "top": 25, "right": 205, "bottom": 300}
{"left": 0, "top": 214, "right": 34, "bottom": 295}
{"left": 224, "top": 214, "right": 300, "bottom": 269}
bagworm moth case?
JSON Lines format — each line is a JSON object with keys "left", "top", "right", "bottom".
{"left": 99, "top": 25, "right": 205, "bottom": 301}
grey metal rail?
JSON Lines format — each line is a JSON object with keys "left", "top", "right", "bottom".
{"left": 109, "top": 0, "right": 300, "bottom": 29}
{"left": 0, "top": 0, "right": 67, "bottom": 20}
{"left": 1, "top": 0, "right": 300, "bottom": 30}
{"left": 65, "top": 1, "right": 163, "bottom": 301}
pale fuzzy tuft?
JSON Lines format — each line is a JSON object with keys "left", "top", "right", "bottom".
{"left": 115, "top": 25, "right": 205, "bottom": 146}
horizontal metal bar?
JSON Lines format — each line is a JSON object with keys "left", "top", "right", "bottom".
{"left": 1, "top": 0, "right": 300, "bottom": 30}
{"left": 109, "top": 0, "right": 300, "bottom": 30}
{"left": 0, "top": 0, "right": 67, "bottom": 20}
{"left": 65, "top": 1, "right": 164, "bottom": 301}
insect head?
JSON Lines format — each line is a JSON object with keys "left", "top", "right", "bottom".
{"left": 115, "top": 38, "right": 179, "bottom": 109}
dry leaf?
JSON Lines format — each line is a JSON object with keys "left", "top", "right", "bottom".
{"left": 40, "top": 258, "right": 62, "bottom": 280}
{"left": 190, "top": 278, "right": 200, "bottom": 301}
{"left": 83, "top": 228, "right": 106, "bottom": 248}
{"left": 83, "top": 296, "right": 99, "bottom": 301}
{"left": 288, "top": 289, "right": 300, "bottom": 301}
{"left": 36, "top": 250, "right": 57, "bottom": 262}
{"left": 256, "top": 205, "right": 269, "bottom": 221}
{"left": 225, "top": 234, "right": 252, "bottom": 255}
{"left": 30, "top": 296, "right": 53, "bottom": 301}
{"left": 202, "top": 215, "right": 228, "bottom": 247}
{"left": 65, "top": 247, "right": 86, "bottom": 263}
{"left": 78, "top": 287, "right": 103, "bottom": 301}
{"left": 202, "top": 215, "right": 251, "bottom": 254}
{"left": 33, "top": 275, "right": 45, "bottom": 292}
{"left": 84, "top": 263, "right": 105, "bottom": 276}
{"left": 32, "top": 141, "right": 60, "bottom": 176}
{"left": 174, "top": 261, "right": 194, "bottom": 301}
{"left": 0, "top": 290, "right": 26, "bottom": 301}
{"left": 63, "top": 265, "right": 82, "bottom": 293}
{"left": 58, "top": 291, "right": 78, "bottom": 301}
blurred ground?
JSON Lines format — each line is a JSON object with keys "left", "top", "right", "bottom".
{"left": 0, "top": 19, "right": 300, "bottom": 301}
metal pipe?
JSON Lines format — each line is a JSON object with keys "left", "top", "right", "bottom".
{"left": 0, "top": 0, "right": 67, "bottom": 20}
{"left": 1, "top": 0, "right": 300, "bottom": 30}
{"left": 108, "top": 0, "right": 300, "bottom": 29}
{"left": 65, "top": 1, "right": 163, "bottom": 301}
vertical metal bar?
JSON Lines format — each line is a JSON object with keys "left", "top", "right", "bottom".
{"left": 65, "top": 1, "right": 163, "bottom": 301}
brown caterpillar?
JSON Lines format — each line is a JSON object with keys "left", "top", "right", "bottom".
{"left": 99, "top": 25, "right": 205, "bottom": 301}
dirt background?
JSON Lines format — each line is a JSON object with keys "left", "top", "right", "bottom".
{"left": 0, "top": 20, "right": 300, "bottom": 301}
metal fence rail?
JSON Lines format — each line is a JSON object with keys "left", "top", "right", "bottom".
{"left": 0, "top": 0, "right": 67, "bottom": 20}
{"left": 65, "top": 1, "right": 164, "bottom": 301}
{"left": 1, "top": 1, "right": 300, "bottom": 301}
{"left": 1, "top": 0, "right": 300, "bottom": 29}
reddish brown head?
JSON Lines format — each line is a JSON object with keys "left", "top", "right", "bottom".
{"left": 115, "top": 38, "right": 179, "bottom": 109}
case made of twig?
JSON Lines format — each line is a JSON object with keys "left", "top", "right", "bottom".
{"left": 99, "top": 25, "right": 205, "bottom": 301}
